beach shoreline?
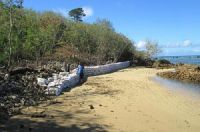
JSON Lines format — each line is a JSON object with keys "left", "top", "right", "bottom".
{"left": 1, "top": 67, "right": 200, "bottom": 132}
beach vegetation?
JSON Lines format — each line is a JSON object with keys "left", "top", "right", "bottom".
{"left": 0, "top": 2, "right": 137, "bottom": 67}
{"left": 144, "top": 40, "right": 161, "bottom": 58}
{"left": 0, "top": 1, "right": 166, "bottom": 68}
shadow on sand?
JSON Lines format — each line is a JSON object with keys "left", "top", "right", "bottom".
{"left": 0, "top": 72, "right": 125, "bottom": 132}
{"left": 0, "top": 75, "right": 114, "bottom": 132}
{"left": 1, "top": 108, "right": 109, "bottom": 132}
{"left": 1, "top": 119, "right": 108, "bottom": 132}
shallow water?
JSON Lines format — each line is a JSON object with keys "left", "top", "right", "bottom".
{"left": 151, "top": 76, "right": 200, "bottom": 100}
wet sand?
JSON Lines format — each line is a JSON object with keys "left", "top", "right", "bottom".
{"left": 1, "top": 68, "right": 200, "bottom": 132}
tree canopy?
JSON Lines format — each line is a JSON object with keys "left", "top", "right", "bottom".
{"left": 145, "top": 40, "right": 161, "bottom": 58}
{"left": 68, "top": 8, "right": 86, "bottom": 22}
{"left": 0, "top": 2, "right": 137, "bottom": 66}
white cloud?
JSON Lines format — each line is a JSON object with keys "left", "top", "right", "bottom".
{"left": 183, "top": 40, "right": 192, "bottom": 47}
{"left": 82, "top": 6, "right": 93, "bottom": 17}
{"left": 163, "top": 40, "right": 192, "bottom": 48}
{"left": 52, "top": 8, "right": 68, "bottom": 17}
{"left": 136, "top": 40, "right": 147, "bottom": 49}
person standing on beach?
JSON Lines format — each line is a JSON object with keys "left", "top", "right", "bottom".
{"left": 77, "top": 62, "right": 85, "bottom": 84}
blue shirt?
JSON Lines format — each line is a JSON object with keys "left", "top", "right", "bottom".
{"left": 77, "top": 65, "right": 84, "bottom": 75}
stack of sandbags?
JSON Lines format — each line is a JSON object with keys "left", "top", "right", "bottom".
{"left": 38, "top": 61, "right": 130, "bottom": 96}
{"left": 85, "top": 61, "right": 130, "bottom": 76}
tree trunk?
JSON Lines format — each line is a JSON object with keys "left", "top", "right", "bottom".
{"left": 8, "top": 2, "right": 13, "bottom": 67}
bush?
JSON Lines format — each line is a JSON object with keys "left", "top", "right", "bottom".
{"left": 0, "top": 2, "right": 135, "bottom": 66}
{"left": 152, "top": 59, "right": 173, "bottom": 68}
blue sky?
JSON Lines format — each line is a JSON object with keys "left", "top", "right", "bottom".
{"left": 24, "top": 0, "right": 200, "bottom": 56}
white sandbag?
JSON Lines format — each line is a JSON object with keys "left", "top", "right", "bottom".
{"left": 37, "top": 78, "right": 48, "bottom": 87}
{"left": 48, "top": 77, "right": 54, "bottom": 83}
{"left": 45, "top": 61, "right": 130, "bottom": 96}
{"left": 59, "top": 72, "right": 69, "bottom": 77}
{"left": 45, "top": 87, "right": 58, "bottom": 92}
{"left": 52, "top": 73, "right": 59, "bottom": 80}
{"left": 48, "top": 81, "right": 58, "bottom": 87}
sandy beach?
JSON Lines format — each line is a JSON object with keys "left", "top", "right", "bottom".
{"left": 2, "top": 67, "right": 200, "bottom": 132}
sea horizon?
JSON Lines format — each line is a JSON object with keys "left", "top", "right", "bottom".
{"left": 157, "top": 55, "right": 200, "bottom": 65}
{"left": 158, "top": 55, "right": 200, "bottom": 57}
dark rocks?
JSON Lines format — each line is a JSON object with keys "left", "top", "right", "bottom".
{"left": 133, "top": 58, "right": 154, "bottom": 67}
{"left": 157, "top": 64, "right": 200, "bottom": 83}
{"left": 0, "top": 62, "right": 69, "bottom": 123}
{"left": 9, "top": 67, "right": 38, "bottom": 76}
{"left": 0, "top": 68, "right": 50, "bottom": 123}
{"left": 0, "top": 107, "right": 9, "bottom": 123}
{"left": 24, "top": 99, "right": 37, "bottom": 106}
{"left": 89, "top": 105, "right": 95, "bottom": 109}
{"left": 152, "top": 59, "right": 174, "bottom": 69}
{"left": 19, "top": 124, "right": 24, "bottom": 129}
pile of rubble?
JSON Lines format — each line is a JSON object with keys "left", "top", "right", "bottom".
{"left": 0, "top": 64, "right": 64, "bottom": 123}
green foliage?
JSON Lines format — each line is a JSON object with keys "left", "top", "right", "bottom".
{"left": 144, "top": 40, "right": 161, "bottom": 58}
{"left": 68, "top": 8, "right": 86, "bottom": 22}
{"left": 0, "top": 2, "right": 136, "bottom": 66}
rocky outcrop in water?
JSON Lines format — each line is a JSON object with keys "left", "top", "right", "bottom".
{"left": 157, "top": 64, "right": 200, "bottom": 83}
{"left": 152, "top": 59, "right": 174, "bottom": 69}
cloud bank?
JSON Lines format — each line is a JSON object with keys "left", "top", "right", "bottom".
{"left": 136, "top": 40, "right": 147, "bottom": 49}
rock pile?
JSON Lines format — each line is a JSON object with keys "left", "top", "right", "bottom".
{"left": 152, "top": 59, "right": 174, "bottom": 69}
{"left": 0, "top": 63, "right": 73, "bottom": 123}
{"left": 157, "top": 64, "right": 200, "bottom": 83}
{"left": 0, "top": 65, "right": 63, "bottom": 123}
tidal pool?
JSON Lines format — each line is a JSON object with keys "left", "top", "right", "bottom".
{"left": 151, "top": 76, "right": 200, "bottom": 100}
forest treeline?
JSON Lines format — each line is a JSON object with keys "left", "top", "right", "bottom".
{"left": 0, "top": 1, "right": 151, "bottom": 67}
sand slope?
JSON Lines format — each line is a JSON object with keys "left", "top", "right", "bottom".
{"left": 2, "top": 68, "right": 200, "bottom": 132}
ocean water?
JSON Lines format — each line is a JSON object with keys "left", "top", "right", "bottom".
{"left": 156, "top": 55, "right": 200, "bottom": 65}
{"left": 154, "top": 55, "right": 200, "bottom": 97}
{"left": 152, "top": 76, "right": 200, "bottom": 100}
